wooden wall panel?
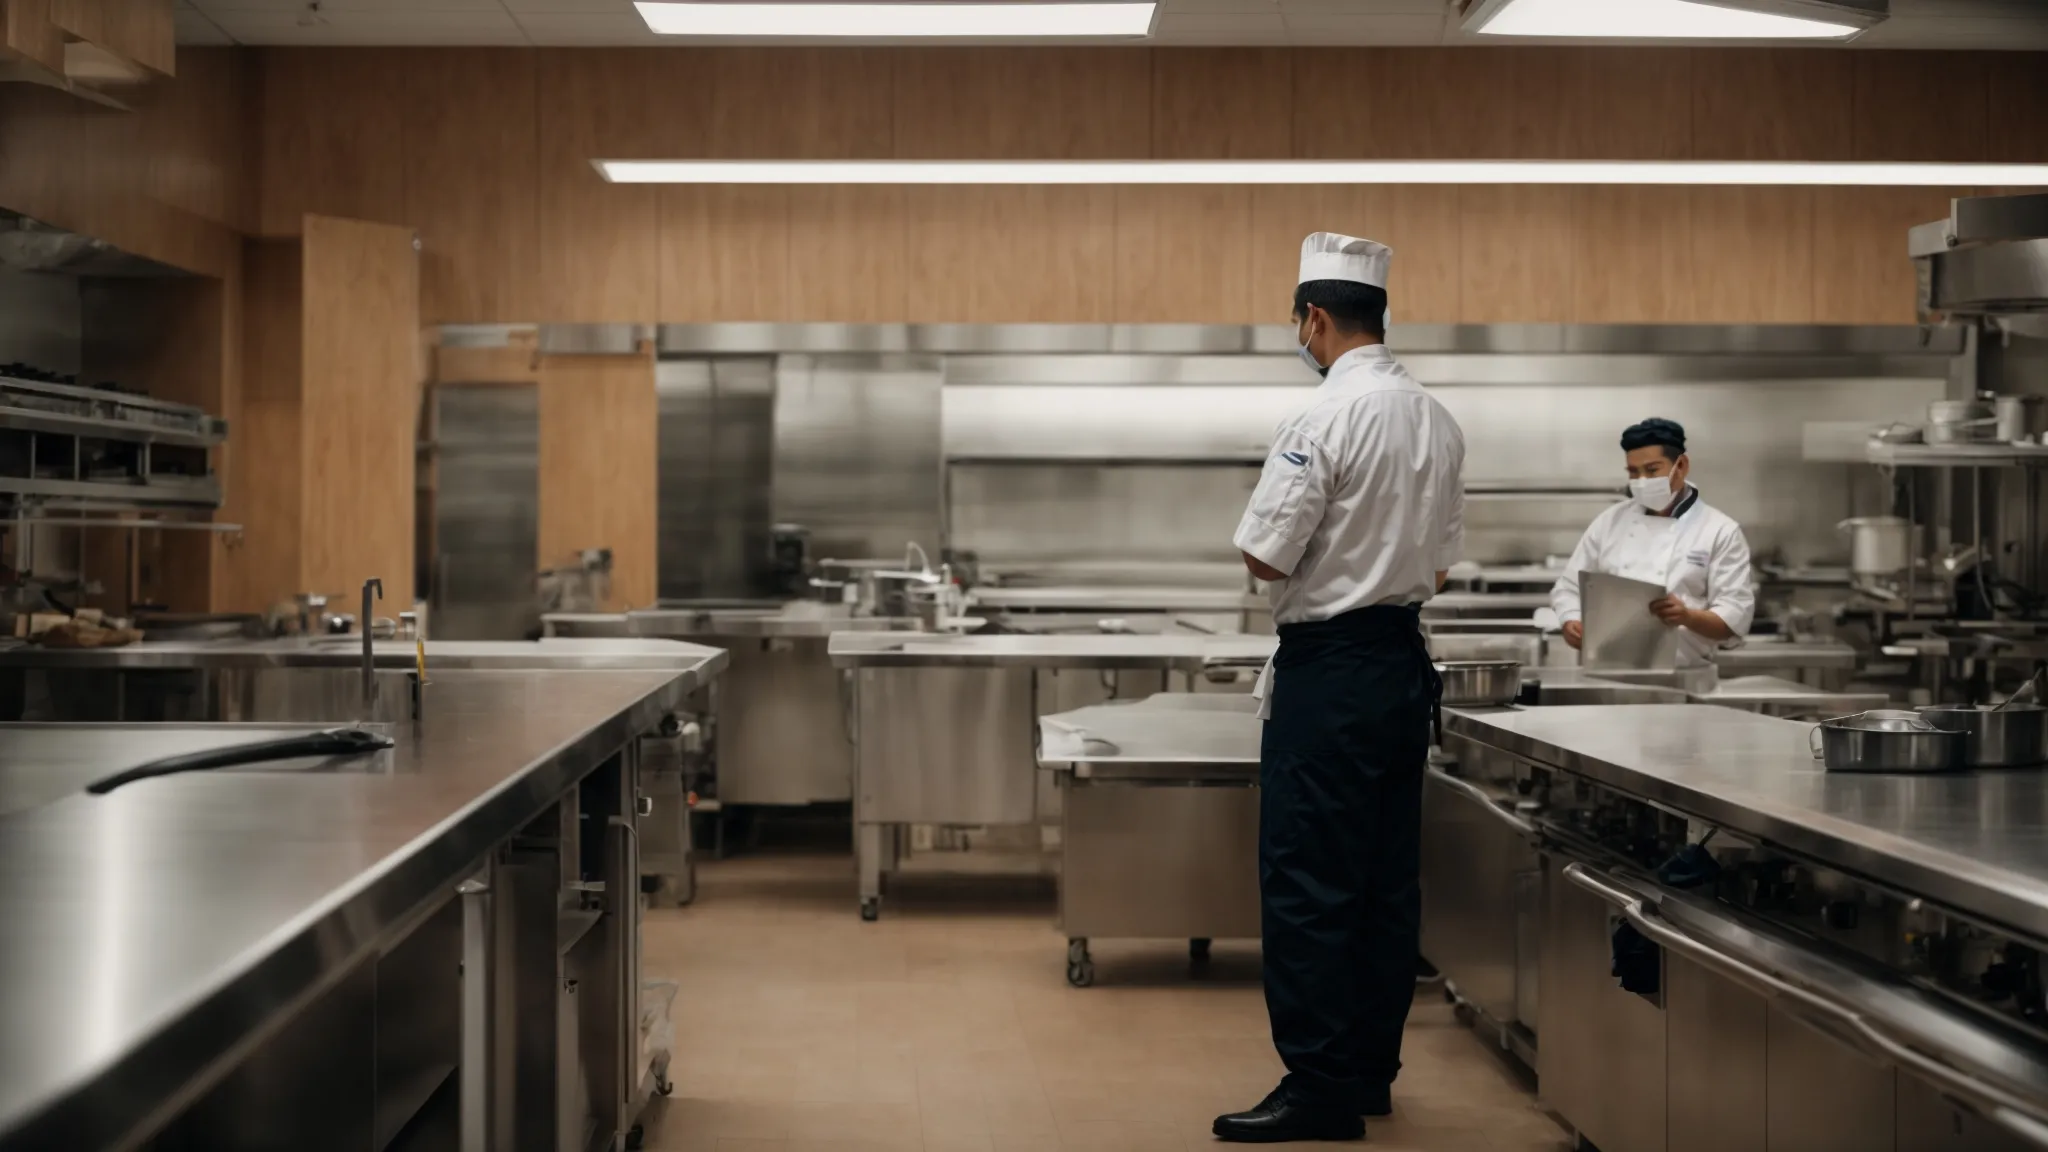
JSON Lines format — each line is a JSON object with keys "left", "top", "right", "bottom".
{"left": 230, "top": 238, "right": 305, "bottom": 611}
{"left": 1153, "top": 48, "right": 1290, "bottom": 159}
{"left": 1853, "top": 52, "right": 1987, "bottom": 163}
{"left": 905, "top": 186, "right": 1116, "bottom": 322}
{"left": 1292, "top": 49, "right": 1493, "bottom": 159}
{"left": 404, "top": 49, "right": 541, "bottom": 324}
{"left": 701, "top": 48, "right": 893, "bottom": 158}
{"left": 1813, "top": 187, "right": 1959, "bottom": 324}
{"left": 659, "top": 186, "right": 791, "bottom": 321}
{"left": 256, "top": 50, "right": 407, "bottom": 236}
{"left": 1571, "top": 186, "right": 1696, "bottom": 323}
{"left": 1114, "top": 186, "right": 1253, "bottom": 323}
{"left": 893, "top": 48, "right": 1151, "bottom": 159}
{"left": 787, "top": 186, "right": 908, "bottom": 321}
{"left": 51, "top": 0, "right": 175, "bottom": 76}
{"left": 1247, "top": 187, "right": 1462, "bottom": 324}
{"left": 1458, "top": 185, "right": 1575, "bottom": 323}
{"left": 1691, "top": 50, "right": 1854, "bottom": 161}
{"left": 537, "top": 352, "right": 657, "bottom": 611}
{"left": 4, "top": 0, "right": 65, "bottom": 75}
{"left": 1689, "top": 187, "right": 1815, "bottom": 324}
{"left": 536, "top": 49, "right": 664, "bottom": 322}
{"left": 0, "top": 47, "right": 247, "bottom": 276}
{"left": 299, "top": 215, "right": 420, "bottom": 603}
{"left": 1558, "top": 48, "right": 1693, "bottom": 160}
{"left": 1986, "top": 54, "right": 2048, "bottom": 164}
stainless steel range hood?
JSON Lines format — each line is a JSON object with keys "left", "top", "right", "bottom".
{"left": 0, "top": 212, "right": 184, "bottom": 279}
{"left": 1912, "top": 192, "right": 2048, "bottom": 322}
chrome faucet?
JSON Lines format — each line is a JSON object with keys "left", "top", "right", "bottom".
{"left": 361, "top": 577, "right": 382, "bottom": 718}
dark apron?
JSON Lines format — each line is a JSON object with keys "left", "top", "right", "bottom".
{"left": 1259, "top": 603, "right": 1440, "bottom": 1111}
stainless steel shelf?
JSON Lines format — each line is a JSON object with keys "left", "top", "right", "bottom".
{"left": 1866, "top": 442, "right": 2048, "bottom": 468}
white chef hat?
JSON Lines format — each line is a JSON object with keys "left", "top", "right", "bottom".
{"left": 1297, "top": 232, "right": 1391, "bottom": 288}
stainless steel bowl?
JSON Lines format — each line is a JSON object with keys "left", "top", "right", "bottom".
{"left": 1916, "top": 704, "right": 2048, "bottom": 767}
{"left": 1810, "top": 713, "right": 1967, "bottom": 773}
{"left": 1435, "top": 660, "right": 1523, "bottom": 707}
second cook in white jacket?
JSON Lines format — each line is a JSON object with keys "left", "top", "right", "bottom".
{"left": 1550, "top": 417, "right": 1755, "bottom": 667}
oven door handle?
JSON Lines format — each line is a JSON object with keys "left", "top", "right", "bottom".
{"left": 1562, "top": 862, "right": 2048, "bottom": 1150}
{"left": 1425, "top": 765, "right": 1537, "bottom": 838}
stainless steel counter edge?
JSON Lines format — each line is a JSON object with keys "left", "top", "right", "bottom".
{"left": 827, "top": 633, "right": 1276, "bottom": 670}
{"left": 0, "top": 666, "right": 711, "bottom": 1151}
{"left": 0, "top": 638, "right": 731, "bottom": 673}
{"left": 1442, "top": 706, "right": 2048, "bottom": 947}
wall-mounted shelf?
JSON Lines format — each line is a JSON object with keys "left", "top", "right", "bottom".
{"left": 1866, "top": 442, "right": 2048, "bottom": 469}
{"left": 0, "top": 375, "right": 226, "bottom": 513}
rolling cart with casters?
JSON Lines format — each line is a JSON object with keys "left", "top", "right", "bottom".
{"left": 1040, "top": 694, "right": 1263, "bottom": 986}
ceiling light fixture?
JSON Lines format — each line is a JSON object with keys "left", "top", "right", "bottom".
{"left": 633, "top": 1, "right": 1157, "bottom": 37}
{"left": 1463, "top": 0, "right": 1880, "bottom": 40}
{"left": 593, "top": 159, "right": 2047, "bottom": 187}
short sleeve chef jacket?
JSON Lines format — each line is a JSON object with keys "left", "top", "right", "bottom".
{"left": 1233, "top": 345, "right": 1467, "bottom": 626}
{"left": 1549, "top": 490, "right": 1755, "bottom": 667}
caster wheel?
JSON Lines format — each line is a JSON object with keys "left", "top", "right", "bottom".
{"left": 1189, "top": 937, "right": 1212, "bottom": 963}
{"left": 1066, "top": 960, "right": 1096, "bottom": 987}
{"left": 1452, "top": 1001, "right": 1476, "bottom": 1026}
{"left": 860, "top": 898, "right": 880, "bottom": 922}
{"left": 655, "top": 1075, "right": 675, "bottom": 1098}
{"left": 625, "top": 1122, "right": 645, "bottom": 1150}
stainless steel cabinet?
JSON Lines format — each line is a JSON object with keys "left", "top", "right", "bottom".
{"left": 1765, "top": 1006, "right": 1897, "bottom": 1152}
{"left": 1898, "top": 1071, "right": 2035, "bottom": 1152}
{"left": 1421, "top": 768, "right": 1533, "bottom": 1034}
{"left": 1538, "top": 854, "right": 1667, "bottom": 1152}
{"left": 1665, "top": 956, "right": 1767, "bottom": 1152}
{"left": 853, "top": 666, "right": 1038, "bottom": 825}
{"left": 718, "top": 637, "right": 853, "bottom": 806}
{"left": 1057, "top": 771, "right": 1260, "bottom": 942}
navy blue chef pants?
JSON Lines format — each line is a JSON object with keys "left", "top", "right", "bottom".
{"left": 1259, "top": 604, "right": 1438, "bottom": 1112}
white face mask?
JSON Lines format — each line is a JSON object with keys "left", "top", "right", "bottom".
{"left": 1297, "top": 317, "right": 1328, "bottom": 378}
{"left": 1629, "top": 475, "right": 1678, "bottom": 513}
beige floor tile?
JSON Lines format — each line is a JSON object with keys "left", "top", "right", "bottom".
{"left": 641, "top": 851, "right": 1568, "bottom": 1152}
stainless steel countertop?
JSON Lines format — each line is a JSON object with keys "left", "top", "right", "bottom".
{"left": 1038, "top": 695, "right": 1262, "bottom": 768}
{"left": 1716, "top": 638, "right": 1861, "bottom": 672}
{"left": 0, "top": 637, "right": 727, "bottom": 671}
{"left": 1442, "top": 704, "right": 2048, "bottom": 945}
{"left": 1424, "top": 591, "right": 1549, "bottom": 614}
{"left": 1692, "top": 674, "right": 1888, "bottom": 715}
{"left": 828, "top": 631, "right": 1276, "bottom": 669}
{"left": 627, "top": 609, "right": 910, "bottom": 639}
{"left": 969, "top": 585, "right": 1262, "bottom": 612}
{"left": 0, "top": 661, "right": 719, "bottom": 1149}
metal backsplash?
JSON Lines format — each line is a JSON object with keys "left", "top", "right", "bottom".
{"left": 487, "top": 323, "right": 1967, "bottom": 597}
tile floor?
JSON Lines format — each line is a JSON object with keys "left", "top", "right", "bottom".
{"left": 639, "top": 851, "right": 1573, "bottom": 1152}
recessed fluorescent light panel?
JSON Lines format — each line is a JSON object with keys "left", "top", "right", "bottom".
{"left": 1466, "top": 0, "right": 1873, "bottom": 40}
{"left": 593, "top": 160, "right": 2048, "bottom": 187}
{"left": 634, "top": 1, "right": 1156, "bottom": 37}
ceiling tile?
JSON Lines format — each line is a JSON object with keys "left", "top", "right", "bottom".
{"left": 174, "top": 5, "right": 237, "bottom": 43}
{"left": 1160, "top": 0, "right": 1284, "bottom": 12}
{"left": 194, "top": 0, "right": 506, "bottom": 10}
{"left": 1280, "top": 12, "right": 1446, "bottom": 41}
{"left": 501, "top": 0, "right": 640, "bottom": 10}
{"left": 511, "top": 11, "right": 665, "bottom": 42}
{"left": 1277, "top": 0, "right": 1447, "bottom": 11}
{"left": 206, "top": 8, "right": 531, "bottom": 43}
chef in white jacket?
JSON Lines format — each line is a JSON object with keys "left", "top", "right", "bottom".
{"left": 1551, "top": 417, "right": 1755, "bottom": 666}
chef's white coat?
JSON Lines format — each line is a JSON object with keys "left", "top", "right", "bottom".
{"left": 1549, "top": 488, "right": 1755, "bottom": 667}
{"left": 1233, "top": 344, "right": 1467, "bottom": 716}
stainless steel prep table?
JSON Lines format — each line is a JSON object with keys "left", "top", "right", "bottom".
{"left": 1441, "top": 704, "right": 2048, "bottom": 1152}
{"left": 615, "top": 607, "right": 906, "bottom": 808}
{"left": 0, "top": 657, "right": 724, "bottom": 1152}
{"left": 1037, "top": 694, "right": 1263, "bottom": 986}
{"left": 0, "top": 637, "right": 727, "bottom": 907}
{"left": 828, "top": 631, "right": 1274, "bottom": 920}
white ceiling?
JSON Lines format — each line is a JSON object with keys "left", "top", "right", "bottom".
{"left": 173, "top": 0, "right": 2048, "bottom": 49}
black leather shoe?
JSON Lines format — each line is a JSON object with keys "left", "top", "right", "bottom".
{"left": 1359, "top": 1084, "right": 1392, "bottom": 1118}
{"left": 1212, "top": 1090, "right": 1365, "bottom": 1143}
